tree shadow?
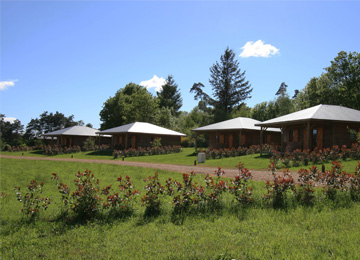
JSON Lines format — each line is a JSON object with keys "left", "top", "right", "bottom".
{"left": 86, "top": 151, "right": 113, "bottom": 156}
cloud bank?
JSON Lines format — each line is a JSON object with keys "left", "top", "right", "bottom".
{"left": 140, "top": 75, "right": 166, "bottom": 92}
{"left": 0, "top": 80, "right": 18, "bottom": 90}
{"left": 239, "top": 40, "right": 279, "bottom": 58}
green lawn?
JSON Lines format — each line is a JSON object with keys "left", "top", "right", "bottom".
{"left": 2, "top": 147, "right": 360, "bottom": 173}
{"left": 1, "top": 158, "right": 360, "bottom": 259}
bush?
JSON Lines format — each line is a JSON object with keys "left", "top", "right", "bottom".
{"left": 318, "top": 160, "right": 350, "bottom": 200}
{"left": 296, "top": 166, "right": 319, "bottom": 205}
{"left": 350, "top": 162, "right": 360, "bottom": 201}
{"left": 14, "top": 180, "right": 51, "bottom": 221}
{"left": 264, "top": 167, "right": 295, "bottom": 208}
{"left": 101, "top": 175, "right": 139, "bottom": 216}
{"left": 141, "top": 172, "right": 165, "bottom": 216}
{"left": 228, "top": 162, "right": 253, "bottom": 204}
{"left": 52, "top": 170, "right": 103, "bottom": 219}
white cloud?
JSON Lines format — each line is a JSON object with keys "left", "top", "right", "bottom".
{"left": 140, "top": 75, "right": 166, "bottom": 92}
{"left": 239, "top": 40, "right": 279, "bottom": 58}
{"left": 0, "top": 79, "right": 18, "bottom": 90}
{"left": 4, "top": 117, "right": 17, "bottom": 124}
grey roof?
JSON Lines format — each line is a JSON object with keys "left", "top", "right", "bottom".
{"left": 43, "top": 126, "right": 109, "bottom": 137}
{"left": 192, "top": 117, "right": 280, "bottom": 132}
{"left": 256, "top": 104, "right": 360, "bottom": 127}
{"left": 97, "top": 122, "right": 186, "bottom": 136}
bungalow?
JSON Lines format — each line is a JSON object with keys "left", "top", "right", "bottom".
{"left": 97, "top": 122, "right": 186, "bottom": 149}
{"left": 256, "top": 104, "right": 360, "bottom": 152}
{"left": 192, "top": 117, "right": 281, "bottom": 150}
{"left": 43, "top": 126, "right": 111, "bottom": 147}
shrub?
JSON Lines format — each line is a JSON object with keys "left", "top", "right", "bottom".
{"left": 171, "top": 172, "right": 201, "bottom": 213}
{"left": 14, "top": 180, "right": 51, "bottom": 220}
{"left": 264, "top": 167, "right": 295, "bottom": 208}
{"left": 349, "top": 162, "right": 360, "bottom": 201}
{"left": 141, "top": 172, "right": 165, "bottom": 216}
{"left": 318, "top": 160, "right": 350, "bottom": 200}
{"left": 83, "top": 137, "right": 95, "bottom": 151}
{"left": 101, "top": 175, "right": 139, "bottom": 216}
{"left": 52, "top": 170, "right": 103, "bottom": 219}
{"left": 296, "top": 166, "right": 319, "bottom": 205}
{"left": 228, "top": 162, "right": 253, "bottom": 204}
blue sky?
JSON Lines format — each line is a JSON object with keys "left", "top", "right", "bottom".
{"left": 1, "top": 1, "right": 359, "bottom": 129}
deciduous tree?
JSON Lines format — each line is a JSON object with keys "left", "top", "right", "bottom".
{"left": 99, "top": 83, "right": 158, "bottom": 130}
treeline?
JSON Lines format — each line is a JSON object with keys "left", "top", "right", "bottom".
{"left": 1, "top": 50, "right": 359, "bottom": 150}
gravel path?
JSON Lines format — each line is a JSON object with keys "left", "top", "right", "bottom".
{"left": 0, "top": 155, "right": 300, "bottom": 183}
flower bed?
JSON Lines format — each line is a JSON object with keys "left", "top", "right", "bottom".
{"left": 270, "top": 143, "right": 360, "bottom": 168}
{"left": 205, "top": 144, "right": 276, "bottom": 159}
{"left": 112, "top": 145, "right": 182, "bottom": 158}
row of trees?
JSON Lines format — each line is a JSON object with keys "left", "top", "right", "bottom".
{"left": 0, "top": 112, "right": 93, "bottom": 149}
{"left": 1, "top": 50, "right": 358, "bottom": 150}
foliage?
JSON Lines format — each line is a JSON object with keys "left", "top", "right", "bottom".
{"left": 150, "top": 137, "right": 162, "bottom": 149}
{"left": 24, "top": 111, "right": 82, "bottom": 141}
{"left": 270, "top": 144, "right": 360, "bottom": 168}
{"left": 295, "top": 166, "right": 319, "bottom": 205}
{"left": 190, "top": 47, "right": 252, "bottom": 122}
{"left": 14, "top": 180, "right": 50, "bottom": 220}
{"left": 141, "top": 172, "right": 165, "bottom": 216}
{"left": 293, "top": 51, "right": 360, "bottom": 110}
{"left": 156, "top": 75, "right": 183, "bottom": 116}
{"left": 101, "top": 175, "right": 139, "bottom": 215}
{"left": 264, "top": 165, "right": 295, "bottom": 208}
{"left": 43, "top": 145, "right": 82, "bottom": 155}
{"left": 99, "top": 83, "right": 158, "bottom": 130}
{"left": 0, "top": 114, "right": 24, "bottom": 150}
{"left": 83, "top": 137, "right": 96, "bottom": 151}
{"left": 318, "top": 160, "right": 350, "bottom": 200}
{"left": 205, "top": 144, "right": 276, "bottom": 160}
{"left": 350, "top": 162, "right": 360, "bottom": 201}
{"left": 228, "top": 162, "right": 253, "bottom": 204}
{"left": 113, "top": 145, "right": 182, "bottom": 158}
{"left": 251, "top": 82, "right": 294, "bottom": 121}
{"left": 52, "top": 170, "right": 103, "bottom": 219}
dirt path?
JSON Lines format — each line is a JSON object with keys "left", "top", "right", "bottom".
{"left": 0, "top": 155, "right": 299, "bottom": 182}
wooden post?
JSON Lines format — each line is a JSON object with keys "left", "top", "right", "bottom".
{"left": 194, "top": 132, "right": 198, "bottom": 152}
{"left": 125, "top": 133, "right": 128, "bottom": 149}
{"left": 280, "top": 125, "right": 284, "bottom": 153}
{"left": 238, "top": 130, "right": 242, "bottom": 148}
{"left": 260, "top": 127, "right": 263, "bottom": 156}
{"left": 307, "top": 122, "right": 310, "bottom": 150}
{"left": 216, "top": 131, "right": 219, "bottom": 149}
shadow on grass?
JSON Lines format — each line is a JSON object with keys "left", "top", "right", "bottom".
{"left": 30, "top": 150, "right": 45, "bottom": 155}
{"left": 186, "top": 152, "right": 198, "bottom": 157}
{"left": 86, "top": 151, "right": 113, "bottom": 156}
{"left": 254, "top": 153, "right": 271, "bottom": 159}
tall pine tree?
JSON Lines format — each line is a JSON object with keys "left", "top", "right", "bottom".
{"left": 156, "top": 75, "right": 183, "bottom": 115}
{"left": 190, "top": 47, "right": 252, "bottom": 122}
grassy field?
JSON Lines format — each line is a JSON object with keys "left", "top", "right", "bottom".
{"left": 2, "top": 147, "right": 360, "bottom": 173}
{"left": 1, "top": 158, "right": 360, "bottom": 259}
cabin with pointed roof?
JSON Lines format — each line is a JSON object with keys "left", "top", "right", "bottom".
{"left": 43, "top": 126, "right": 111, "bottom": 147}
{"left": 97, "top": 122, "right": 186, "bottom": 149}
{"left": 192, "top": 117, "right": 281, "bottom": 150}
{"left": 256, "top": 104, "right": 360, "bottom": 151}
